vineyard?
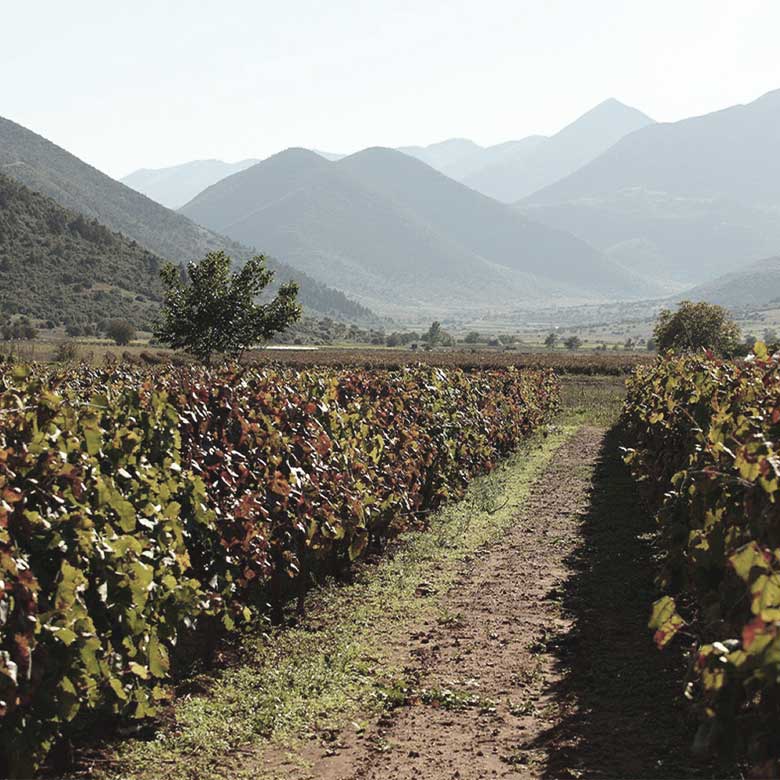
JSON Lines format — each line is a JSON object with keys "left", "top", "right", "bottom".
{"left": 245, "top": 347, "right": 651, "bottom": 375}
{"left": 3, "top": 343, "right": 652, "bottom": 376}
{"left": 4, "top": 346, "right": 774, "bottom": 778}
{"left": 0, "top": 362, "right": 558, "bottom": 777}
{"left": 622, "top": 344, "right": 780, "bottom": 770}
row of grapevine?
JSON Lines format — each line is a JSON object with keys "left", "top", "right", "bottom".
{"left": 244, "top": 347, "right": 651, "bottom": 375}
{"left": 622, "top": 345, "right": 780, "bottom": 767}
{"left": 0, "top": 363, "right": 559, "bottom": 776}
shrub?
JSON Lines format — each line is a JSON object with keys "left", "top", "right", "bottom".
{"left": 103, "top": 319, "right": 136, "bottom": 346}
{"left": 53, "top": 340, "right": 79, "bottom": 363}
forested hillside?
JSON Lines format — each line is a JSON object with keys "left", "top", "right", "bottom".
{"left": 0, "top": 116, "right": 372, "bottom": 320}
{"left": 0, "top": 173, "right": 162, "bottom": 327}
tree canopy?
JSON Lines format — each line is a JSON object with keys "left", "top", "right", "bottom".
{"left": 104, "top": 319, "right": 136, "bottom": 346}
{"left": 653, "top": 300, "right": 740, "bottom": 356}
{"left": 155, "top": 251, "right": 300, "bottom": 364}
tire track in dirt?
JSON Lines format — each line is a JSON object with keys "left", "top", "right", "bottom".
{"left": 262, "top": 425, "right": 711, "bottom": 780}
{"left": 266, "top": 426, "right": 597, "bottom": 779}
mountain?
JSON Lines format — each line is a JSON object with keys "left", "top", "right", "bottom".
{"left": 120, "top": 149, "right": 345, "bottom": 209}
{"left": 122, "top": 152, "right": 348, "bottom": 208}
{"left": 125, "top": 139, "right": 545, "bottom": 211}
{"left": 122, "top": 159, "right": 260, "bottom": 209}
{"left": 398, "top": 139, "right": 485, "bottom": 180}
{"left": 180, "top": 146, "right": 663, "bottom": 315}
{"left": 312, "top": 150, "right": 345, "bottom": 162}
{"left": 0, "top": 115, "right": 371, "bottom": 320}
{"left": 520, "top": 89, "right": 780, "bottom": 284}
{"left": 399, "top": 136, "right": 546, "bottom": 182}
{"left": 463, "top": 99, "right": 655, "bottom": 202}
{"left": 683, "top": 256, "right": 780, "bottom": 309}
{"left": 0, "top": 173, "right": 162, "bottom": 327}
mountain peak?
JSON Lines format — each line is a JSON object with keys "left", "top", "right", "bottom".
{"left": 180, "top": 135, "right": 648, "bottom": 315}
{"left": 344, "top": 146, "right": 404, "bottom": 162}
{"left": 266, "top": 147, "right": 328, "bottom": 165}
{"left": 595, "top": 97, "right": 633, "bottom": 110}
{"left": 461, "top": 98, "right": 654, "bottom": 202}
{"left": 564, "top": 98, "right": 654, "bottom": 133}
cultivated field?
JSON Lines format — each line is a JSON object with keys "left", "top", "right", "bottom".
{"left": 2, "top": 349, "right": 768, "bottom": 779}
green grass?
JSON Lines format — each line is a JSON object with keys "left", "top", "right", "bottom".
{"left": 559, "top": 374, "right": 626, "bottom": 427}
{"left": 99, "top": 424, "right": 578, "bottom": 780}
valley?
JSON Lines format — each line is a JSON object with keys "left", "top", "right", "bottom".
{"left": 1, "top": 14, "right": 779, "bottom": 775}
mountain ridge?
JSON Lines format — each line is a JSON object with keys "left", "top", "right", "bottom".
{"left": 180, "top": 145, "right": 665, "bottom": 315}
{"left": 518, "top": 88, "right": 780, "bottom": 284}
{"left": 123, "top": 158, "right": 261, "bottom": 209}
{"left": 682, "top": 255, "right": 780, "bottom": 308}
{"left": 121, "top": 98, "right": 651, "bottom": 211}
{"left": 462, "top": 98, "right": 655, "bottom": 202}
{"left": 0, "top": 116, "right": 372, "bottom": 320}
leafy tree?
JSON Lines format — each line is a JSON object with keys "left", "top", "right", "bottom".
{"left": 653, "top": 300, "right": 740, "bottom": 356}
{"left": 104, "top": 319, "right": 136, "bottom": 346}
{"left": 544, "top": 332, "right": 559, "bottom": 349}
{"left": 155, "top": 252, "right": 301, "bottom": 364}
{"left": 564, "top": 335, "right": 582, "bottom": 350}
{"left": 424, "top": 321, "right": 443, "bottom": 346}
{"left": 464, "top": 331, "right": 481, "bottom": 344}
{"left": 386, "top": 331, "right": 419, "bottom": 347}
{"left": 0, "top": 317, "right": 37, "bottom": 341}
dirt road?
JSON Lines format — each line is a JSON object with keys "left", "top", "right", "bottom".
{"left": 263, "top": 426, "right": 708, "bottom": 779}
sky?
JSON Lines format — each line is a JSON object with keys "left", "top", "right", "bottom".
{"left": 4, "top": 0, "right": 780, "bottom": 178}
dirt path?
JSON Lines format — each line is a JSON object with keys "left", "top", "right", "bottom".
{"left": 264, "top": 426, "right": 707, "bottom": 780}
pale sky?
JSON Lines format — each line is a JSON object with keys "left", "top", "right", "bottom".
{"left": 4, "top": 0, "right": 780, "bottom": 178}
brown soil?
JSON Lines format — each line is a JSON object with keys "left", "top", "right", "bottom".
{"left": 261, "top": 426, "right": 719, "bottom": 780}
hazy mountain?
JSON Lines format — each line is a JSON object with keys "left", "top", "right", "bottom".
{"left": 125, "top": 139, "right": 544, "bottom": 211}
{"left": 398, "top": 139, "right": 484, "bottom": 179}
{"left": 0, "top": 116, "right": 372, "bottom": 320}
{"left": 683, "top": 256, "right": 780, "bottom": 309}
{"left": 520, "top": 89, "right": 780, "bottom": 284}
{"left": 180, "top": 146, "right": 663, "bottom": 315}
{"left": 312, "top": 150, "right": 345, "bottom": 161}
{"left": 398, "top": 136, "right": 546, "bottom": 182}
{"left": 463, "top": 99, "right": 655, "bottom": 202}
{"left": 123, "top": 159, "right": 260, "bottom": 209}
{"left": 123, "top": 152, "right": 347, "bottom": 207}
{"left": 0, "top": 173, "right": 162, "bottom": 327}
